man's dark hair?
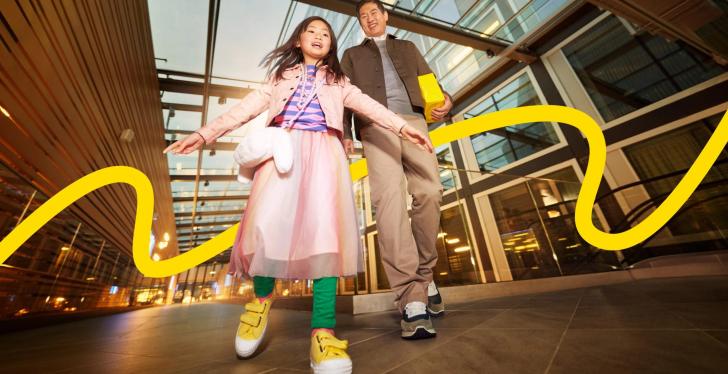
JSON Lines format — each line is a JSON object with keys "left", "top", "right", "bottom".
{"left": 356, "top": 0, "right": 386, "bottom": 17}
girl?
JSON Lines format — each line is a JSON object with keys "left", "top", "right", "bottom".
{"left": 163, "top": 16, "right": 432, "bottom": 374}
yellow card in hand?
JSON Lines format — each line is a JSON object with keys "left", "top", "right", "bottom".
{"left": 418, "top": 73, "right": 445, "bottom": 123}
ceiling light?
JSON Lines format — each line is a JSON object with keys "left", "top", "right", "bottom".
{"left": 483, "top": 20, "right": 501, "bottom": 36}
{"left": 218, "top": 97, "right": 226, "bottom": 105}
{"left": 0, "top": 105, "right": 10, "bottom": 118}
{"left": 453, "top": 246, "right": 471, "bottom": 253}
{"left": 120, "top": 129, "right": 134, "bottom": 143}
{"left": 446, "top": 46, "right": 473, "bottom": 70}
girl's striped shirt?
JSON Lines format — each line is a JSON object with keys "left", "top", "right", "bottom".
{"left": 273, "top": 65, "right": 327, "bottom": 131}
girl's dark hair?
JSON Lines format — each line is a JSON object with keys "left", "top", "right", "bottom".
{"left": 260, "top": 16, "right": 346, "bottom": 84}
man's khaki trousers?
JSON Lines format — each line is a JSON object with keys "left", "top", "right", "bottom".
{"left": 360, "top": 114, "right": 443, "bottom": 312}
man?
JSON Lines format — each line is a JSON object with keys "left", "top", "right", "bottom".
{"left": 341, "top": 0, "right": 453, "bottom": 340}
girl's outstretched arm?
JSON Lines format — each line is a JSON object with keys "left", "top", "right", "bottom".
{"left": 196, "top": 82, "right": 273, "bottom": 144}
{"left": 164, "top": 82, "right": 273, "bottom": 155}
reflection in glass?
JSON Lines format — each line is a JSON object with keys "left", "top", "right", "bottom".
{"left": 489, "top": 168, "right": 618, "bottom": 280}
{"left": 372, "top": 233, "right": 390, "bottom": 290}
{"left": 563, "top": 15, "right": 725, "bottom": 123}
{"left": 467, "top": 74, "right": 559, "bottom": 172}
{"left": 163, "top": 109, "right": 202, "bottom": 132}
{"left": 624, "top": 115, "right": 728, "bottom": 241}
{"left": 527, "top": 169, "right": 618, "bottom": 275}
{"left": 148, "top": 0, "right": 209, "bottom": 74}
{"left": 432, "top": 204, "right": 480, "bottom": 286}
{"left": 0, "top": 163, "right": 160, "bottom": 319}
{"left": 490, "top": 182, "right": 562, "bottom": 280}
{"left": 436, "top": 146, "right": 458, "bottom": 189}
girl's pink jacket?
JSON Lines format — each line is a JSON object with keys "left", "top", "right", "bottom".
{"left": 196, "top": 64, "right": 407, "bottom": 143}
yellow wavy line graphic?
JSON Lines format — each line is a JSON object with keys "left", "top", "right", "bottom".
{"left": 1, "top": 106, "right": 726, "bottom": 277}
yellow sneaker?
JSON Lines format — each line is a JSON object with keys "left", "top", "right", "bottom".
{"left": 235, "top": 298, "right": 272, "bottom": 358}
{"left": 310, "top": 330, "right": 352, "bottom": 374}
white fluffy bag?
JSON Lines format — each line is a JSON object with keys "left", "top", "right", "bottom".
{"left": 233, "top": 126, "right": 293, "bottom": 184}
{"left": 234, "top": 70, "right": 322, "bottom": 183}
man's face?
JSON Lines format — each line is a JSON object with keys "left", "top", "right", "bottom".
{"left": 358, "top": 3, "right": 388, "bottom": 37}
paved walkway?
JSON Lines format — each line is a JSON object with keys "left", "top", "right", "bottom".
{"left": 1, "top": 276, "right": 727, "bottom": 373}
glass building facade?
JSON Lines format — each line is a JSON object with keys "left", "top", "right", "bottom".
{"left": 0, "top": 164, "right": 168, "bottom": 319}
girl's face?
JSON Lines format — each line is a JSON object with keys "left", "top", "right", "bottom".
{"left": 297, "top": 20, "right": 332, "bottom": 63}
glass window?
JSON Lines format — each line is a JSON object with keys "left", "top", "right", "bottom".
{"left": 212, "top": 0, "right": 292, "bottom": 83}
{"left": 562, "top": 15, "right": 725, "bottom": 123}
{"left": 167, "top": 152, "right": 199, "bottom": 176}
{"left": 197, "top": 180, "right": 251, "bottom": 197}
{"left": 160, "top": 92, "right": 204, "bottom": 106}
{"left": 436, "top": 145, "right": 458, "bottom": 189}
{"left": 466, "top": 74, "right": 560, "bottom": 173}
{"left": 432, "top": 203, "right": 480, "bottom": 286}
{"left": 490, "top": 182, "right": 563, "bottom": 280}
{"left": 177, "top": 215, "right": 240, "bottom": 227}
{"left": 194, "top": 200, "right": 245, "bottom": 213}
{"left": 0, "top": 163, "right": 150, "bottom": 318}
{"left": 200, "top": 149, "right": 237, "bottom": 176}
{"left": 171, "top": 181, "right": 197, "bottom": 198}
{"left": 371, "top": 232, "right": 390, "bottom": 290}
{"left": 623, "top": 114, "right": 728, "bottom": 238}
{"left": 420, "top": 0, "right": 479, "bottom": 26}
{"left": 488, "top": 167, "right": 616, "bottom": 280}
{"left": 493, "top": 0, "right": 567, "bottom": 42}
{"left": 163, "top": 109, "right": 202, "bottom": 132}
{"left": 148, "top": 0, "right": 209, "bottom": 74}
{"left": 288, "top": 0, "right": 567, "bottom": 97}
{"left": 459, "top": 2, "right": 505, "bottom": 37}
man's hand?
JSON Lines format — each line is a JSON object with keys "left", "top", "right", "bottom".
{"left": 431, "top": 95, "right": 453, "bottom": 122}
{"left": 343, "top": 139, "right": 355, "bottom": 155}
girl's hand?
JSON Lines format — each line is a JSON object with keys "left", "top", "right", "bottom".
{"left": 163, "top": 132, "right": 205, "bottom": 155}
{"left": 399, "top": 125, "right": 434, "bottom": 153}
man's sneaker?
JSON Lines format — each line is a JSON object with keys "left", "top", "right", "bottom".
{"left": 235, "top": 298, "right": 272, "bottom": 358}
{"left": 310, "top": 330, "right": 352, "bottom": 374}
{"left": 401, "top": 301, "right": 436, "bottom": 340}
{"left": 427, "top": 281, "right": 445, "bottom": 317}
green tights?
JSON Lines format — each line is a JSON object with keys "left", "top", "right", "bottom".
{"left": 253, "top": 276, "right": 336, "bottom": 329}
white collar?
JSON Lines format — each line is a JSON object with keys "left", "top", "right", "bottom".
{"left": 368, "top": 33, "right": 388, "bottom": 42}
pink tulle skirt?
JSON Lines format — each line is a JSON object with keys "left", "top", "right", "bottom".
{"left": 228, "top": 128, "right": 363, "bottom": 279}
